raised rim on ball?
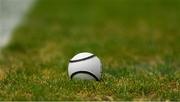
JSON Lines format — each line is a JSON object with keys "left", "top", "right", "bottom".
{"left": 69, "top": 54, "right": 95, "bottom": 63}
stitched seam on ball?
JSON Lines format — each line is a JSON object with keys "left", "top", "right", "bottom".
{"left": 70, "top": 71, "right": 99, "bottom": 81}
{"left": 69, "top": 55, "right": 95, "bottom": 63}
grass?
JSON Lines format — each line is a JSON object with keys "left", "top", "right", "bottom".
{"left": 0, "top": 0, "right": 180, "bottom": 101}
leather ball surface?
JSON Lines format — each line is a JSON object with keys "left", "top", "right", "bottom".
{"left": 68, "top": 52, "right": 102, "bottom": 81}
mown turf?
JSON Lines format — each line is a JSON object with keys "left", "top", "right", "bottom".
{"left": 0, "top": 0, "right": 180, "bottom": 101}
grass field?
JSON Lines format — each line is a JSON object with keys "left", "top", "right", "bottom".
{"left": 0, "top": 0, "right": 180, "bottom": 101}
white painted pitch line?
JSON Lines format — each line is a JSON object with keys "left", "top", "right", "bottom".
{"left": 0, "top": 0, "right": 35, "bottom": 48}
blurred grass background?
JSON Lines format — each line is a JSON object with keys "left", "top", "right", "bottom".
{"left": 0, "top": 0, "right": 180, "bottom": 101}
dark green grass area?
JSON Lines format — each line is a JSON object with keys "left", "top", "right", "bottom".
{"left": 0, "top": 0, "right": 180, "bottom": 100}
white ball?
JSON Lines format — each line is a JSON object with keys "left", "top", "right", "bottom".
{"left": 68, "top": 52, "right": 102, "bottom": 81}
